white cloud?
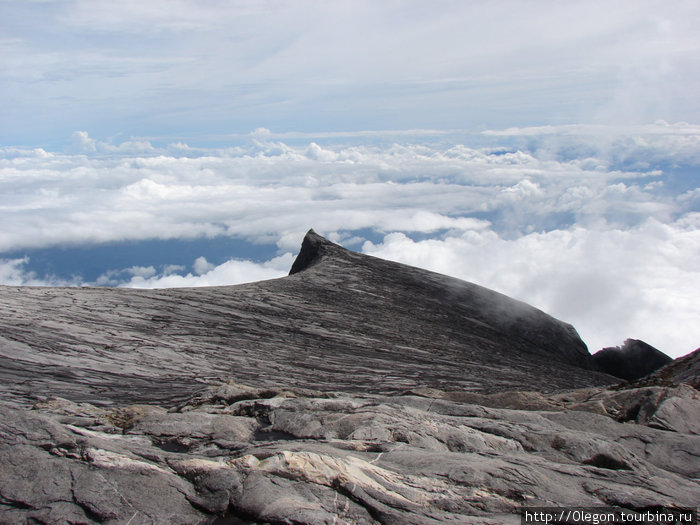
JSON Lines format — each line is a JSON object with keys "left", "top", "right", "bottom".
{"left": 483, "top": 122, "right": 700, "bottom": 167}
{"left": 305, "top": 143, "right": 337, "bottom": 162}
{"left": 72, "top": 131, "right": 97, "bottom": 152}
{"left": 482, "top": 122, "right": 700, "bottom": 137}
{"left": 116, "top": 253, "right": 293, "bottom": 289}
{"left": 0, "top": 257, "right": 36, "bottom": 285}
{"left": 129, "top": 265, "right": 157, "bottom": 279}
{"left": 193, "top": 256, "right": 215, "bottom": 275}
{"left": 0, "top": 257, "right": 78, "bottom": 287}
{"left": 250, "top": 128, "right": 272, "bottom": 138}
{"left": 3, "top": 1, "right": 699, "bottom": 143}
{"left": 0, "top": 127, "right": 695, "bottom": 252}
{"left": 71, "top": 131, "right": 154, "bottom": 155}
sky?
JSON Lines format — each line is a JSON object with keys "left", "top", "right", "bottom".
{"left": 1, "top": 1, "right": 699, "bottom": 358}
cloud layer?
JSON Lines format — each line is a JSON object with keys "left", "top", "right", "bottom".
{"left": 94, "top": 253, "right": 293, "bottom": 289}
{"left": 1, "top": 125, "right": 699, "bottom": 357}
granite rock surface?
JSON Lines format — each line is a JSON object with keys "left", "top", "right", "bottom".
{"left": 1, "top": 230, "right": 698, "bottom": 524}
{"left": 2, "top": 384, "right": 699, "bottom": 524}
{"left": 0, "top": 230, "right": 615, "bottom": 407}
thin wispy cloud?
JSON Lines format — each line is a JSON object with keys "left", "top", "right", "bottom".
{"left": 2, "top": 1, "right": 699, "bottom": 144}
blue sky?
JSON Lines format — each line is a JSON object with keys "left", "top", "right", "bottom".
{"left": 1, "top": 1, "right": 699, "bottom": 357}
{"left": 3, "top": 0, "right": 699, "bottom": 146}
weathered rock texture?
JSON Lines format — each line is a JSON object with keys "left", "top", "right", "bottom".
{"left": 0, "top": 230, "right": 615, "bottom": 407}
{"left": 592, "top": 339, "right": 673, "bottom": 381}
{"left": 2, "top": 384, "right": 699, "bottom": 524}
{"left": 637, "top": 347, "right": 700, "bottom": 390}
{"left": 0, "top": 230, "right": 698, "bottom": 524}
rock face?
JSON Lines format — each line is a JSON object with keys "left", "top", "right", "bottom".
{"left": 2, "top": 384, "right": 700, "bottom": 524}
{"left": 1, "top": 230, "right": 699, "bottom": 524}
{"left": 592, "top": 339, "right": 673, "bottom": 381}
{"left": 635, "top": 347, "right": 700, "bottom": 389}
{"left": 0, "top": 229, "right": 614, "bottom": 407}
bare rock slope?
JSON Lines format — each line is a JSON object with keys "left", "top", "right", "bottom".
{"left": 0, "top": 230, "right": 612, "bottom": 407}
{"left": 637, "top": 347, "right": 700, "bottom": 390}
{"left": 1, "top": 230, "right": 698, "bottom": 524}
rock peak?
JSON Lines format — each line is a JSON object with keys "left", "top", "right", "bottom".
{"left": 592, "top": 338, "right": 673, "bottom": 381}
{"left": 289, "top": 228, "right": 340, "bottom": 275}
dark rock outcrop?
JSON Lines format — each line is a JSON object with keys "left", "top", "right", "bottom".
{"left": 288, "top": 228, "right": 331, "bottom": 274}
{"left": 592, "top": 339, "right": 673, "bottom": 381}
{"left": 634, "top": 347, "right": 700, "bottom": 389}
{"left": 1, "top": 230, "right": 698, "bottom": 524}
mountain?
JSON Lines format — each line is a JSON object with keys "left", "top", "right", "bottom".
{"left": 0, "top": 229, "right": 613, "bottom": 407}
{"left": 1, "top": 230, "right": 698, "bottom": 524}
{"left": 592, "top": 338, "right": 673, "bottom": 381}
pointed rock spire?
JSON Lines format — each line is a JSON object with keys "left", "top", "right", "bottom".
{"left": 289, "top": 228, "right": 337, "bottom": 275}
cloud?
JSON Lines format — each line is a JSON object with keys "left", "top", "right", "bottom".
{"left": 0, "top": 257, "right": 37, "bottom": 285}
{"left": 0, "top": 127, "right": 695, "bottom": 253}
{"left": 193, "top": 256, "right": 215, "bottom": 275}
{"left": 483, "top": 122, "right": 700, "bottom": 137}
{"left": 3, "top": 1, "right": 699, "bottom": 144}
{"left": 250, "top": 128, "right": 272, "bottom": 138}
{"left": 0, "top": 257, "right": 78, "bottom": 286}
{"left": 71, "top": 131, "right": 154, "bottom": 155}
{"left": 110, "top": 253, "right": 293, "bottom": 289}
{"left": 90, "top": 253, "right": 291, "bottom": 288}
{"left": 482, "top": 122, "right": 700, "bottom": 168}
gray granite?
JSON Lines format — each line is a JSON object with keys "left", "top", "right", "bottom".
{"left": 0, "top": 230, "right": 615, "bottom": 408}
{"left": 1, "top": 230, "right": 698, "bottom": 523}
{"left": 1, "top": 384, "right": 699, "bottom": 524}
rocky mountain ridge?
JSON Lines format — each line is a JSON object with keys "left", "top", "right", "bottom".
{"left": 0, "top": 230, "right": 615, "bottom": 408}
{"left": 0, "top": 230, "right": 698, "bottom": 524}
{"left": 592, "top": 339, "right": 673, "bottom": 381}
